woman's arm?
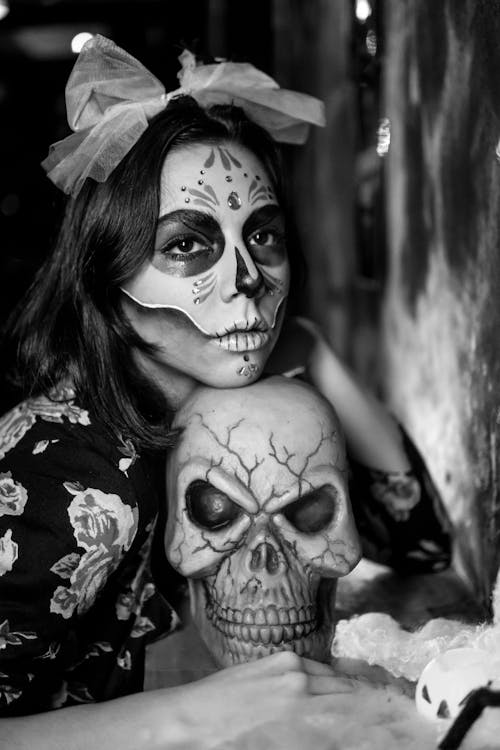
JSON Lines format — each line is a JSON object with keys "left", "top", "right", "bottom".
{"left": 267, "top": 315, "right": 451, "bottom": 572}
{"left": 301, "top": 318, "right": 410, "bottom": 473}
{"left": 270, "top": 316, "right": 409, "bottom": 472}
{"left": 0, "top": 652, "right": 353, "bottom": 750}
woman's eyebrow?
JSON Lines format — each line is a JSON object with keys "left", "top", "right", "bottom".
{"left": 157, "top": 209, "right": 221, "bottom": 235}
{"left": 243, "top": 205, "right": 284, "bottom": 236}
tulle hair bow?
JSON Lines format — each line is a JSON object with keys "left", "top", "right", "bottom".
{"left": 42, "top": 34, "right": 326, "bottom": 197}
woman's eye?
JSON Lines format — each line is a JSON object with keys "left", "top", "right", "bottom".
{"left": 249, "top": 230, "right": 277, "bottom": 247}
{"left": 162, "top": 237, "right": 211, "bottom": 257}
{"left": 175, "top": 239, "right": 195, "bottom": 253}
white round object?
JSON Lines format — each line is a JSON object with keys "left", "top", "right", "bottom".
{"left": 416, "top": 647, "right": 493, "bottom": 721}
{"left": 71, "top": 33, "right": 94, "bottom": 55}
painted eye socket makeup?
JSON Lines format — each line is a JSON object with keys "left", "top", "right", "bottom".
{"left": 248, "top": 230, "right": 280, "bottom": 247}
{"left": 154, "top": 233, "right": 221, "bottom": 277}
{"left": 153, "top": 209, "right": 225, "bottom": 277}
{"left": 160, "top": 236, "right": 212, "bottom": 259}
{"left": 244, "top": 207, "right": 287, "bottom": 267}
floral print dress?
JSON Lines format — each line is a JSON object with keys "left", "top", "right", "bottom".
{"left": 0, "top": 386, "right": 178, "bottom": 716}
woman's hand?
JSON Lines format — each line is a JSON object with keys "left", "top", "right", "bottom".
{"left": 0, "top": 652, "right": 354, "bottom": 750}
{"left": 170, "top": 651, "right": 355, "bottom": 747}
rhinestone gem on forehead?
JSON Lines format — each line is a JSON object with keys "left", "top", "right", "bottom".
{"left": 227, "top": 191, "right": 242, "bottom": 210}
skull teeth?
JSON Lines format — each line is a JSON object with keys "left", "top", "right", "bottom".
{"left": 207, "top": 602, "right": 315, "bottom": 627}
{"left": 209, "top": 617, "right": 316, "bottom": 644}
{"left": 223, "top": 636, "right": 313, "bottom": 664}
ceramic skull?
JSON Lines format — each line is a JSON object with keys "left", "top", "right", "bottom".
{"left": 165, "top": 376, "right": 361, "bottom": 666}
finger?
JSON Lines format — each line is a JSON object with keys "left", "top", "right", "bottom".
{"left": 308, "top": 675, "right": 356, "bottom": 696}
{"left": 300, "top": 657, "right": 338, "bottom": 677}
{"left": 221, "top": 650, "right": 303, "bottom": 678}
{"left": 256, "top": 650, "right": 304, "bottom": 673}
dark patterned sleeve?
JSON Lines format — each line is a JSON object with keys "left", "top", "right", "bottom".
{"left": 349, "top": 426, "right": 452, "bottom": 573}
{"left": 0, "top": 405, "right": 169, "bottom": 716}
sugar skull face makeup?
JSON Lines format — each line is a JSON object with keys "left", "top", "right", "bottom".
{"left": 122, "top": 142, "right": 290, "bottom": 385}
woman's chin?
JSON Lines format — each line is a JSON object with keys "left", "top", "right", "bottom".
{"left": 201, "top": 358, "right": 265, "bottom": 389}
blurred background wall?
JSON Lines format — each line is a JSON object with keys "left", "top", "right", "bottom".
{"left": 382, "top": 0, "right": 500, "bottom": 611}
{"left": 1, "top": 0, "right": 500, "bottom": 611}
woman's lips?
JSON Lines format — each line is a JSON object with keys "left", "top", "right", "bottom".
{"left": 214, "top": 330, "right": 272, "bottom": 352}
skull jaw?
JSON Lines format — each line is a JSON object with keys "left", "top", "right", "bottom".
{"left": 190, "top": 578, "right": 338, "bottom": 668}
{"left": 197, "top": 618, "right": 333, "bottom": 667}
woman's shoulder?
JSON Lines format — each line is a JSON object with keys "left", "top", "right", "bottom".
{"left": 0, "top": 384, "right": 92, "bottom": 461}
{"left": 0, "top": 383, "right": 141, "bottom": 472}
{"left": 0, "top": 383, "right": 157, "bottom": 526}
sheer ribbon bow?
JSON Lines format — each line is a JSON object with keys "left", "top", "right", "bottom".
{"left": 42, "top": 35, "right": 326, "bottom": 197}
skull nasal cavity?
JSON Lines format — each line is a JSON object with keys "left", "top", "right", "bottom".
{"left": 249, "top": 542, "right": 280, "bottom": 573}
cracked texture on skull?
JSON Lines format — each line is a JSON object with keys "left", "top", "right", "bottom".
{"left": 165, "top": 376, "right": 361, "bottom": 666}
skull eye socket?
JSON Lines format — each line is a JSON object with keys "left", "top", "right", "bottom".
{"left": 186, "top": 480, "right": 242, "bottom": 530}
{"left": 283, "top": 485, "right": 337, "bottom": 533}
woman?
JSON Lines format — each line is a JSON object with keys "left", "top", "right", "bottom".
{"left": 0, "top": 36, "right": 449, "bottom": 746}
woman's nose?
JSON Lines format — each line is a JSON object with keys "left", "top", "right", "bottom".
{"left": 235, "top": 247, "right": 265, "bottom": 298}
{"left": 221, "top": 246, "right": 265, "bottom": 301}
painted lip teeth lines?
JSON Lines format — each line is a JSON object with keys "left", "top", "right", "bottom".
{"left": 214, "top": 318, "right": 270, "bottom": 351}
{"left": 216, "top": 330, "right": 270, "bottom": 352}
{"left": 206, "top": 602, "right": 317, "bottom": 644}
{"left": 215, "top": 317, "right": 269, "bottom": 336}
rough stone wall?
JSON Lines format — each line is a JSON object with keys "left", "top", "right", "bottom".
{"left": 382, "top": 0, "right": 500, "bottom": 608}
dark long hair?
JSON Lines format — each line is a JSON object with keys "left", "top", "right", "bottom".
{"left": 6, "top": 96, "right": 302, "bottom": 450}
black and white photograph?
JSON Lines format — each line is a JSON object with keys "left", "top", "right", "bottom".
{"left": 0, "top": 1, "right": 499, "bottom": 748}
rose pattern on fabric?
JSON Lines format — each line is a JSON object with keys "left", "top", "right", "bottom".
{"left": 0, "top": 472, "right": 28, "bottom": 517}
{"left": 117, "top": 649, "right": 132, "bottom": 671}
{"left": 50, "top": 553, "right": 81, "bottom": 579}
{"left": 37, "top": 642, "right": 61, "bottom": 660}
{"left": 0, "top": 388, "right": 181, "bottom": 716}
{"left": 80, "top": 641, "right": 113, "bottom": 662}
{"left": 0, "top": 620, "right": 37, "bottom": 650}
{"left": 64, "top": 641, "right": 114, "bottom": 674}
{"left": 130, "top": 616, "right": 155, "bottom": 638}
{"left": 115, "top": 522, "right": 155, "bottom": 621}
{"left": 50, "top": 585, "right": 80, "bottom": 619}
{"left": 27, "top": 394, "right": 90, "bottom": 427}
{"left": 0, "top": 406, "right": 36, "bottom": 461}
{"left": 0, "top": 529, "right": 18, "bottom": 576}
{"left": 49, "top": 680, "right": 95, "bottom": 709}
{"left": 0, "top": 674, "right": 22, "bottom": 705}
{"left": 0, "top": 387, "right": 90, "bottom": 461}
{"left": 66, "top": 681, "right": 94, "bottom": 703}
{"left": 117, "top": 436, "right": 139, "bottom": 475}
{"left": 370, "top": 471, "right": 421, "bottom": 521}
{"left": 33, "top": 440, "right": 50, "bottom": 455}
{"left": 50, "top": 484, "right": 138, "bottom": 619}
{"left": 32, "top": 439, "right": 60, "bottom": 456}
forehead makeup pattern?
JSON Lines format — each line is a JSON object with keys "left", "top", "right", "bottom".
{"left": 154, "top": 144, "right": 288, "bottom": 321}
{"left": 177, "top": 144, "right": 277, "bottom": 213}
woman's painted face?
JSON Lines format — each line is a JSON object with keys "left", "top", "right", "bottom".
{"left": 122, "top": 141, "right": 290, "bottom": 389}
